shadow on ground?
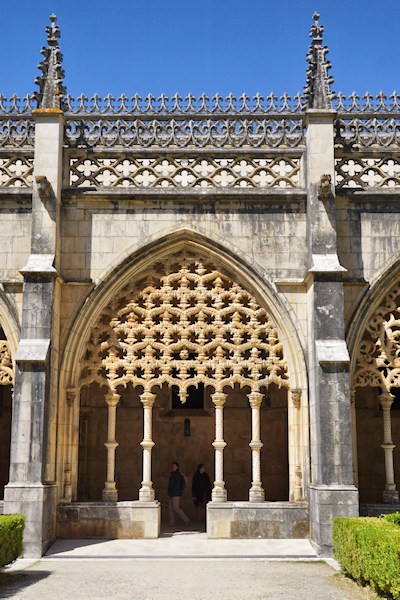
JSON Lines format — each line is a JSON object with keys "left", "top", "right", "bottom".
{"left": 0, "top": 570, "right": 50, "bottom": 597}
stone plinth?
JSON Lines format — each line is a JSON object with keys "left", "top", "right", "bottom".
{"left": 3, "top": 483, "right": 56, "bottom": 557}
{"left": 207, "top": 501, "right": 309, "bottom": 539}
{"left": 57, "top": 501, "right": 161, "bottom": 539}
{"left": 309, "top": 484, "right": 359, "bottom": 556}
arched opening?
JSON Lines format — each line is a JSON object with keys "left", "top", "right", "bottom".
{"left": 0, "top": 329, "right": 13, "bottom": 500}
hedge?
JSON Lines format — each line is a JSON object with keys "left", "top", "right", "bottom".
{"left": 384, "top": 513, "right": 400, "bottom": 527}
{"left": 0, "top": 514, "right": 25, "bottom": 567}
{"left": 333, "top": 517, "right": 400, "bottom": 599}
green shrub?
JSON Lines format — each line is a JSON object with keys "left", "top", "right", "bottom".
{"left": 383, "top": 513, "right": 400, "bottom": 527}
{"left": 0, "top": 514, "right": 25, "bottom": 567}
{"left": 333, "top": 517, "right": 400, "bottom": 599}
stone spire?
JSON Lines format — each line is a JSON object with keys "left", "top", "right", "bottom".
{"left": 35, "top": 14, "right": 66, "bottom": 110}
{"left": 304, "top": 12, "right": 334, "bottom": 110}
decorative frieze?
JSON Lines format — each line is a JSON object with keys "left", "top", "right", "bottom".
{"left": 336, "top": 156, "right": 400, "bottom": 188}
{"left": 69, "top": 155, "right": 301, "bottom": 189}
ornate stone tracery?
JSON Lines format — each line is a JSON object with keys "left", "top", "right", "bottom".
{"left": 80, "top": 251, "right": 290, "bottom": 397}
{"left": 354, "top": 283, "right": 400, "bottom": 391}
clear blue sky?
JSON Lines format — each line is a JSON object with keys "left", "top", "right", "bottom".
{"left": 2, "top": 0, "right": 399, "bottom": 98}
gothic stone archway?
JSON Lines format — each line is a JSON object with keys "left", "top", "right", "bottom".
{"left": 58, "top": 249, "right": 308, "bottom": 539}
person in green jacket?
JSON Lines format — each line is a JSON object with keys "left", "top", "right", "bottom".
{"left": 168, "top": 461, "right": 190, "bottom": 527}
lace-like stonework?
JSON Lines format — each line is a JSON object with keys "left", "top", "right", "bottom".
{"left": 69, "top": 155, "right": 301, "bottom": 189}
{"left": 80, "top": 252, "right": 289, "bottom": 398}
{"left": 0, "top": 340, "right": 13, "bottom": 385}
{"left": 354, "top": 284, "right": 400, "bottom": 390}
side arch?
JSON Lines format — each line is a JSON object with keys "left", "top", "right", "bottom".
{"left": 348, "top": 258, "right": 400, "bottom": 504}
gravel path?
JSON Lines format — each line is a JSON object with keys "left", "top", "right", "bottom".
{"left": 0, "top": 559, "right": 379, "bottom": 600}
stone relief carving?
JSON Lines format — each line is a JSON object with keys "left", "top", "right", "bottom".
{"left": 80, "top": 251, "right": 289, "bottom": 397}
{"left": 0, "top": 340, "right": 13, "bottom": 385}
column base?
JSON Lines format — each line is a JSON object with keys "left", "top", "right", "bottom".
{"left": 102, "top": 488, "right": 118, "bottom": 502}
{"left": 249, "top": 486, "right": 265, "bottom": 502}
{"left": 309, "top": 484, "right": 359, "bottom": 557}
{"left": 212, "top": 485, "right": 227, "bottom": 502}
{"left": 139, "top": 486, "right": 155, "bottom": 501}
{"left": 383, "top": 488, "right": 399, "bottom": 503}
{"left": 3, "top": 482, "right": 57, "bottom": 558}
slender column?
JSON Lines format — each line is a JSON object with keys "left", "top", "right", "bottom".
{"left": 248, "top": 391, "right": 264, "bottom": 502}
{"left": 102, "top": 392, "right": 120, "bottom": 502}
{"left": 379, "top": 392, "right": 399, "bottom": 503}
{"left": 62, "top": 388, "right": 76, "bottom": 502}
{"left": 211, "top": 392, "right": 227, "bottom": 502}
{"left": 350, "top": 388, "right": 359, "bottom": 488}
{"left": 139, "top": 391, "right": 156, "bottom": 501}
{"left": 291, "top": 389, "right": 303, "bottom": 501}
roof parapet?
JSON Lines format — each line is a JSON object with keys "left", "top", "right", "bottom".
{"left": 304, "top": 12, "right": 334, "bottom": 110}
{"left": 34, "top": 14, "right": 66, "bottom": 110}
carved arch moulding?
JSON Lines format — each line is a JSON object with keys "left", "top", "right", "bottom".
{"left": 79, "top": 250, "right": 290, "bottom": 398}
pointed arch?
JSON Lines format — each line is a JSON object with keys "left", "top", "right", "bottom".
{"left": 60, "top": 228, "right": 308, "bottom": 395}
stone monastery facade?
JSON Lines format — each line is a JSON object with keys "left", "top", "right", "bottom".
{"left": 0, "top": 13, "right": 399, "bottom": 557}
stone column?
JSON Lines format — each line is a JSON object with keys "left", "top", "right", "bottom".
{"left": 291, "top": 389, "right": 303, "bottom": 501}
{"left": 248, "top": 391, "right": 264, "bottom": 502}
{"left": 102, "top": 392, "right": 120, "bottom": 502}
{"left": 139, "top": 391, "right": 156, "bottom": 501}
{"left": 62, "top": 388, "right": 77, "bottom": 502}
{"left": 306, "top": 108, "right": 358, "bottom": 556}
{"left": 211, "top": 392, "right": 227, "bottom": 502}
{"left": 3, "top": 108, "right": 64, "bottom": 557}
{"left": 379, "top": 392, "right": 399, "bottom": 503}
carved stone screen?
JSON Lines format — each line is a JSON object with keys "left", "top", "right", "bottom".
{"left": 80, "top": 251, "right": 289, "bottom": 396}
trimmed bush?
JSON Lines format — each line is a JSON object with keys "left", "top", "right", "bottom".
{"left": 0, "top": 514, "right": 25, "bottom": 567}
{"left": 333, "top": 517, "right": 400, "bottom": 599}
{"left": 384, "top": 513, "right": 400, "bottom": 527}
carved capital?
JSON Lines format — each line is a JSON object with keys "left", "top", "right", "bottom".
{"left": 379, "top": 392, "right": 394, "bottom": 411}
{"left": 105, "top": 392, "right": 120, "bottom": 407}
{"left": 140, "top": 391, "right": 156, "bottom": 408}
{"left": 248, "top": 391, "right": 263, "bottom": 408}
{"left": 211, "top": 392, "right": 227, "bottom": 408}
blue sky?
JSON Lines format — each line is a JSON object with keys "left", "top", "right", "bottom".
{"left": 1, "top": 0, "right": 399, "bottom": 98}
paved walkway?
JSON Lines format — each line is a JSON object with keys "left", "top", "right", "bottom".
{"left": 0, "top": 534, "right": 379, "bottom": 600}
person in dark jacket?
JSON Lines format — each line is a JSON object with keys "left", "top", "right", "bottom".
{"left": 168, "top": 461, "right": 190, "bottom": 527}
{"left": 192, "top": 463, "right": 212, "bottom": 523}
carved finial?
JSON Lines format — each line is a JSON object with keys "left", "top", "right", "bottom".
{"left": 35, "top": 14, "right": 66, "bottom": 110}
{"left": 304, "top": 12, "right": 334, "bottom": 110}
